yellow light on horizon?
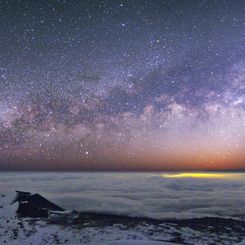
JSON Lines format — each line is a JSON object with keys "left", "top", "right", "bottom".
{"left": 162, "top": 173, "right": 234, "bottom": 179}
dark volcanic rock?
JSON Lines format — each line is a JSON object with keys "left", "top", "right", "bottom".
{"left": 13, "top": 191, "right": 65, "bottom": 218}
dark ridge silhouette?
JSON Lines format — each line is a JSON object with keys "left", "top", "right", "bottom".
{"left": 13, "top": 191, "right": 65, "bottom": 218}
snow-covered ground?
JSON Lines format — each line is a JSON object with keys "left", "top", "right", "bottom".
{"left": 95, "top": 241, "right": 179, "bottom": 245}
{"left": 1, "top": 192, "right": 245, "bottom": 245}
{"left": 237, "top": 241, "right": 245, "bottom": 245}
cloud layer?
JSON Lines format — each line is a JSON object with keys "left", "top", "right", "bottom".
{"left": 1, "top": 172, "right": 245, "bottom": 220}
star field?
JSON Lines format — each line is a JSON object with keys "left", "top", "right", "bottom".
{"left": 0, "top": 0, "right": 245, "bottom": 170}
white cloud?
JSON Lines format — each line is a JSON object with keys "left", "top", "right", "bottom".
{"left": 1, "top": 172, "right": 245, "bottom": 220}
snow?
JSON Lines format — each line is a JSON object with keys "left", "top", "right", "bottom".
{"left": 90, "top": 240, "right": 179, "bottom": 245}
{"left": 236, "top": 241, "right": 245, "bottom": 245}
{"left": 0, "top": 193, "right": 18, "bottom": 218}
{"left": 1, "top": 192, "right": 245, "bottom": 245}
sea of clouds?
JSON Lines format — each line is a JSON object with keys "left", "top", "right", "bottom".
{"left": 1, "top": 172, "right": 245, "bottom": 220}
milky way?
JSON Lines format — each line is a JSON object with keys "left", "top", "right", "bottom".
{"left": 0, "top": 0, "right": 244, "bottom": 170}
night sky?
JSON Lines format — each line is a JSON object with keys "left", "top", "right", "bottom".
{"left": 0, "top": 0, "right": 244, "bottom": 170}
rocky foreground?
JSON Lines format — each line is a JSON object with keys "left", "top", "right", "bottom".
{"left": 0, "top": 191, "right": 245, "bottom": 245}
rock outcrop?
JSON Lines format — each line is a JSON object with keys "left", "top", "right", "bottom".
{"left": 12, "top": 191, "right": 65, "bottom": 218}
